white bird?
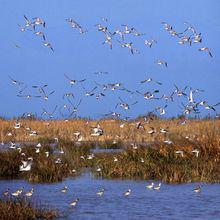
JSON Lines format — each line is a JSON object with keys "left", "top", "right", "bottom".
{"left": 59, "top": 148, "right": 64, "bottom": 154}
{"left": 188, "top": 89, "right": 195, "bottom": 103}
{"left": 175, "top": 150, "right": 184, "bottom": 157}
{"left": 61, "top": 186, "right": 68, "bottom": 193}
{"left": 55, "top": 158, "right": 62, "bottom": 164}
{"left": 177, "top": 120, "right": 187, "bottom": 126}
{"left": 87, "top": 154, "right": 95, "bottom": 160}
{"left": 144, "top": 39, "right": 157, "bottom": 48}
{"left": 33, "top": 17, "right": 46, "bottom": 27}
{"left": 198, "top": 47, "right": 213, "bottom": 57}
{"left": 36, "top": 143, "right": 42, "bottom": 148}
{"left": 148, "top": 127, "right": 156, "bottom": 135}
{"left": 14, "top": 122, "right": 21, "bottom": 129}
{"left": 160, "top": 128, "right": 168, "bottom": 134}
{"left": 113, "top": 156, "right": 118, "bottom": 162}
{"left": 194, "top": 185, "right": 201, "bottom": 193}
{"left": 73, "top": 131, "right": 81, "bottom": 138}
{"left": 80, "top": 156, "right": 85, "bottom": 160}
{"left": 3, "top": 188, "right": 10, "bottom": 196}
{"left": 113, "top": 140, "right": 117, "bottom": 145}
{"left": 112, "top": 29, "right": 125, "bottom": 40}
{"left": 155, "top": 105, "right": 168, "bottom": 115}
{"left": 34, "top": 31, "right": 46, "bottom": 40}
{"left": 70, "top": 198, "right": 79, "bottom": 206}
{"left": 164, "top": 139, "right": 173, "bottom": 145}
{"left": 96, "top": 167, "right": 102, "bottom": 172}
{"left": 154, "top": 183, "right": 161, "bottom": 190}
{"left": 91, "top": 124, "right": 103, "bottom": 136}
{"left": 131, "top": 143, "right": 138, "bottom": 149}
{"left": 19, "top": 158, "right": 33, "bottom": 171}
{"left": 97, "top": 188, "right": 105, "bottom": 197}
{"left": 193, "top": 33, "right": 202, "bottom": 43}
{"left": 155, "top": 59, "right": 168, "bottom": 67}
{"left": 43, "top": 42, "right": 54, "bottom": 52}
{"left": 11, "top": 187, "right": 23, "bottom": 196}
{"left": 77, "top": 135, "right": 83, "bottom": 142}
{"left": 9, "top": 141, "right": 16, "bottom": 149}
{"left": 120, "top": 123, "right": 125, "bottom": 128}
{"left": 124, "top": 189, "right": 132, "bottom": 197}
{"left": 191, "top": 149, "right": 200, "bottom": 157}
{"left": 102, "top": 34, "right": 113, "bottom": 49}
{"left": 146, "top": 182, "right": 154, "bottom": 190}
{"left": 161, "top": 21, "right": 172, "bottom": 31}
{"left": 25, "top": 188, "right": 34, "bottom": 197}
{"left": 140, "top": 77, "right": 162, "bottom": 85}
{"left": 29, "top": 130, "right": 38, "bottom": 136}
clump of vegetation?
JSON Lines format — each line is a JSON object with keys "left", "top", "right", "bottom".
{"left": 0, "top": 196, "right": 58, "bottom": 219}
{"left": 0, "top": 150, "right": 21, "bottom": 178}
{"left": 92, "top": 129, "right": 220, "bottom": 183}
{"left": 0, "top": 141, "right": 93, "bottom": 183}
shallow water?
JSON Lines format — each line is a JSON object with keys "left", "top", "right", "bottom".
{"left": 0, "top": 173, "right": 220, "bottom": 220}
{"left": 0, "top": 141, "right": 57, "bottom": 151}
{"left": 90, "top": 148, "right": 124, "bottom": 153}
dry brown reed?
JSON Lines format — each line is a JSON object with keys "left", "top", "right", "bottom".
{"left": 92, "top": 125, "right": 220, "bottom": 183}
{"left": 0, "top": 196, "right": 58, "bottom": 219}
{"left": 0, "top": 118, "right": 219, "bottom": 183}
{"left": 0, "top": 118, "right": 219, "bottom": 145}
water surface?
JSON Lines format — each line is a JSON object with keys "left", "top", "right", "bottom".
{"left": 0, "top": 173, "right": 220, "bottom": 220}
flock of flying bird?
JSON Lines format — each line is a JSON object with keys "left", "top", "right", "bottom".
{"left": 8, "top": 70, "right": 220, "bottom": 121}
{"left": 17, "top": 15, "right": 214, "bottom": 58}
{"left": 13, "top": 15, "right": 219, "bottom": 121}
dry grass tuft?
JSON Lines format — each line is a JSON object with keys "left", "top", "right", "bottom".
{"left": 0, "top": 196, "right": 58, "bottom": 219}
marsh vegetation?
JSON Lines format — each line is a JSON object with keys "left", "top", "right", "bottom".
{"left": 0, "top": 118, "right": 219, "bottom": 184}
{"left": 0, "top": 196, "right": 58, "bottom": 219}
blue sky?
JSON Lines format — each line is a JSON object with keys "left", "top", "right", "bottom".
{"left": 0, "top": 0, "right": 219, "bottom": 119}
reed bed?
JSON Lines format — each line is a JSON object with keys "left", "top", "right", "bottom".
{"left": 0, "top": 118, "right": 219, "bottom": 144}
{"left": 0, "top": 118, "right": 219, "bottom": 183}
{"left": 93, "top": 128, "right": 220, "bottom": 183}
{"left": 0, "top": 196, "right": 58, "bottom": 219}
{"left": 0, "top": 141, "right": 93, "bottom": 183}
{"left": 93, "top": 148, "right": 220, "bottom": 183}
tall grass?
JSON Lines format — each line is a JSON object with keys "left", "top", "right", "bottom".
{"left": 0, "top": 196, "right": 58, "bottom": 219}
{"left": 0, "top": 141, "right": 93, "bottom": 183}
{"left": 0, "top": 118, "right": 219, "bottom": 183}
{"left": 0, "top": 118, "right": 219, "bottom": 144}
{"left": 93, "top": 131, "right": 220, "bottom": 183}
{"left": 91, "top": 124, "right": 220, "bottom": 183}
